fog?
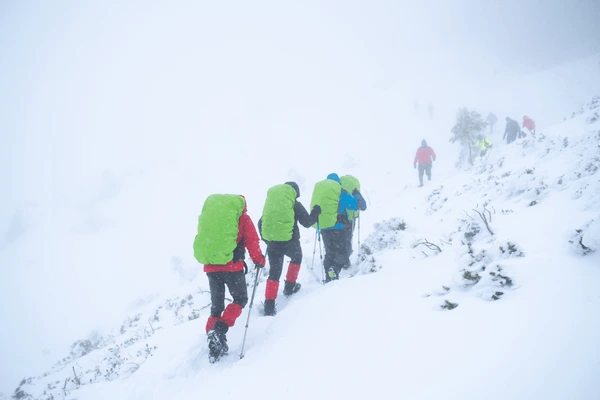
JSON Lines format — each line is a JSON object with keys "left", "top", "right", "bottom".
{"left": 1, "top": 0, "right": 599, "bottom": 394}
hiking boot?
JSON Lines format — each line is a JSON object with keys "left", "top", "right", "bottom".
{"left": 283, "top": 281, "right": 301, "bottom": 297}
{"left": 264, "top": 299, "right": 277, "bottom": 316}
{"left": 325, "top": 267, "right": 338, "bottom": 283}
{"left": 207, "top": 321, "right": 228, "bottom": 363}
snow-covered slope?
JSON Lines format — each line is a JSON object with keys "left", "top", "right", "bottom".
{"left": 6, "top": 97, "right": 599, "bottom": 400}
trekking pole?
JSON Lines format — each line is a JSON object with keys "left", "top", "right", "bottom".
{"left": 310, "top": 228, "right": 317, "bottom": 272}
{"left": 351, "top": 216, "right": 357, "bottom": 264}
{"left": 239, "top": 248, "right": 267, "bottom": 359}
{"left": 357, "top": 211, "right": 361, "bottom": 260}
{"left": 317, "top": 220, "right": 325, "bottom": 284}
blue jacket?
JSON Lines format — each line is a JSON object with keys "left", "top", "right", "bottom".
{"left": 321, "top": 173, "right": 365, "bottom": 230}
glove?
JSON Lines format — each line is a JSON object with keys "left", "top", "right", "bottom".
{"left": 312, "top": 205, "right": 322, "bottom": 216}
{"left": 414, "top": 163, "right": 417, "bottom": 169}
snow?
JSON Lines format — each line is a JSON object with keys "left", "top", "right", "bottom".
{"left": 2, "top": 3, "right": 600, "bottom": 399}
{"left": 4, "top": 95, "right": 600, "bottom": 399}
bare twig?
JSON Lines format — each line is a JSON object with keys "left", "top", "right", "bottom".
{"left": 414, "top": 239, "right": 442, "bottom": 253}
{"left": 63, "top": 378, "right": 69, "bottom": 395}
{"left": 472, "top": 208, "right": 494, "bottom": 235}
{"left": 485, "top": 207, "right": 492, "bottom": 223}
{"left": 72, "top": 367, "right": 80, "bottom": 387}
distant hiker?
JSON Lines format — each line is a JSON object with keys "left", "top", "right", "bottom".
{"left": 486, "top": 112, "right": 498, "bottom": 135}
{"left": 413, "top": 139, "right": 437, "bottom": 187}
{"left": 475, "top": 135, "right": 492, "bottom": 156}
{"left": 503, "top": 117, "right": 521, "bottom": 144}
{"left": 340, "top": 175, "right": 367, "bottom": 267}
{"left": 193, "top": 194, "right": 266, "bottom": 363}
{"left": 310, "top": 173, "right": 363, "bottom": 283}
{"left": 258, "top": 182, "right": 321, "bottom": 316}
{"left": 522, "top": 115, "right": 536, "bottom": 136}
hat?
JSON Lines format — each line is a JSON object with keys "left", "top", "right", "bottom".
{"left": 284, "top": 181, "right": 300, "bottom": 198}
{"left": 421, "top": 139, "right": 427, "bottom": 146}
{"left": 326, "top": 173, "right": 341, "bottom": 183}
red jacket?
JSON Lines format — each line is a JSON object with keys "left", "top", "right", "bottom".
{"left": 414, "top": 146, "right": 436, "bottom": 165}
{"left": 523, "top": 116, "right": 535, "bottom": 130}
{"left": 203, "top": 211, "right": 265, "bottom": 273}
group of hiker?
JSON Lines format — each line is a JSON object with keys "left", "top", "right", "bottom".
{"left": 413, "top": 114, "right": 536, "bottom": 187}
{"left": 489, "top": 113, "right": 536, "bottom": 145}
{"left": 478, "top": 113, "right": 537, "bottom": 154}
{"left": 504, "top": 115, "right": 535, "bottom": 144}
{"left": 193, "top": 173, "right": 366, "bottom": 362}
{"left": 192, "top": 112, "right": 539, "bottom": 361}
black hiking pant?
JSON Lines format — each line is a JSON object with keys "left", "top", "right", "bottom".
{"left": 266, "top": 239, "right": 302, "bottom": 281}
{"left": 341, "top": 222, "right": 355, "bottom": 260}
{"left": 207, "top": 271, "right": 248, "bottom": 318}
{"left": 322, "top": 228, "right": 352, "bottom": 280}
{"left": 418, "top": 163, "right": 432, "bottom": 185}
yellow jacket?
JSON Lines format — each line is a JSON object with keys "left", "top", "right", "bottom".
{"left": 475, "top": 137, "right": 492, "bottom": 151}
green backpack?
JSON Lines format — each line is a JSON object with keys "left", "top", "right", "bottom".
{"left": 310, "top": 179, "right": 341, "bottom": 229}
{"left": 261, "top": 184, "right": 297, "bottom": 241}
{"left": 340, "top": 175, "right": 361, "bottom": 220}
{"left": 193, "top": 194, "right": 245, "bottom": 265}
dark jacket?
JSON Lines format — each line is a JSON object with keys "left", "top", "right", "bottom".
{"left": 504, "top": 118, "right": 521, "bottom": 140}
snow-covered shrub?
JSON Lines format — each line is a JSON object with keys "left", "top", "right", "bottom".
{"left": 360, "top": 217, "right": 407, "bottom": 253}
{"left": 8, "top": 286, "right": 212, "bottom": 400}
{"left": 440, "top": 300, "right": 458, "bottom": 310}
{"left": 569, "top": 220, "right": 598, "bottom": 255}
{"left": 458, "top": 219, "right": 481, "bottom": 242}
{"left": 355, "top": 252, "right": 383, "bottom": 275}
{"left": 426, "top": 186, "right": 448, "bottom": 214}
{"left": 474, "top": 264, "right": 515, "bottom": 301}
{"left": 497, "top": 241, "right": 525, "bottom": 258}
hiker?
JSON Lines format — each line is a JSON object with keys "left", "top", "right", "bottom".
{"left": 340, "top": 175, "right": 367, "bottom": 268}
{"left": 258, "top": 182, "right": 321, "bottom": 316}
{"left": 310, "top": 173, "right": 363, "bottom": 283}
{"left": 486, "top": 112, "right": 498, "bottom": 135}
{"left": 475, "top": 135, "right": 492, "bottom": 156}
{"left": 193, "top": 194, "right": 266, "bottom": 363}
{"left": 522, "top": 115, "right": 536, "bottom": 136}
{"left": 413, "top": 139, "right": 437, "bottom": 187}
{"left": 503, "top": 117, "right": 521, "bottom": 144}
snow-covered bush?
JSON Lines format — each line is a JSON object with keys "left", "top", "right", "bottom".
{"left": 569, "top": 219, "right": 598, "bottom": 255}
{"left": 8, "top": 287, "right": 212, "bottom": 400}
{"left": 360, "top": 217, "right": 407, "bottom": 253}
